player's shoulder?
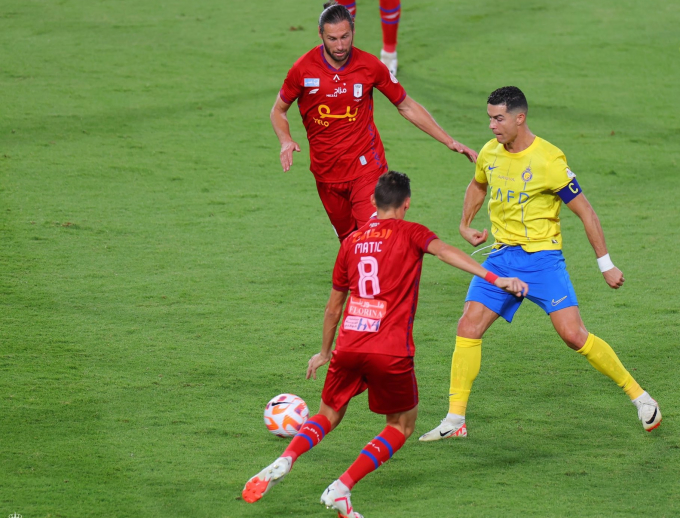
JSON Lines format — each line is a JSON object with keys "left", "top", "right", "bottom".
{"left": 533, "top": 136, "right": 566, "bottom": 161}
{"left": 397, "top": 218, "right": 434, "bottom": 237}
{"left": 478, "top": 138, "right": 503, "bottom": 163}
{"left": 350, "top": 47, "right": 388, "bottom": 71}
{"left": 480, "top": 138, "right": 501, "bottom": 155}
{"left": 352, "top": 46, "right": 378, "bottom": 62}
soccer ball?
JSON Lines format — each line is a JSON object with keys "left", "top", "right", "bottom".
{"left": 263, "top": 393, "right": 309, "bottom": 438}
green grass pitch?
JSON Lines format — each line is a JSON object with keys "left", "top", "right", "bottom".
{"left": 2, "top": 0, "right": 680, "bottom": 516}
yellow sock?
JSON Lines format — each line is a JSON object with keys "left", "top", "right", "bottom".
{"left": 448, "top": 336, "right": 482, "bottom": 415}
{"left": 577, "top": 333, "right": 643, "bottom": 400}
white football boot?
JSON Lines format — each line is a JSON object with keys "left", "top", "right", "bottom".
{"left": 418, "top": 416, "right": 467, "bottom": 442}
{"left": 242, "top": 456, "right": 292, "bottom": 503}
{"left": 320, "top": 479, "right": 364, "bottom": 518}
{"left": 633, "top": 392, "right": 662, "bottom": 432}
{"left": 380, "top": 49, "right": 398, "bottom": 77}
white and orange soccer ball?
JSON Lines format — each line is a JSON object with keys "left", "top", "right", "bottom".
{"left": 263, "top": 393, "right": 309, "bottom": 438}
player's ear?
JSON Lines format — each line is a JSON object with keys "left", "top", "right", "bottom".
{"left": 403, "top": 197, "right": 411, "bottom": 211}
{"left": 370, "top": 194, "right": 377, "bottom": 209}
{"left": 516, "top": 112, "right": 526, "bottom": 125}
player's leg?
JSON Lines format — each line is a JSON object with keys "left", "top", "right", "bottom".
{"left": 243, "top": 352, "right": 367, "bottom": 504}
{"left": 349, "top": 169, "right": 383, "bottom": 228}
{"left": 420, "top": 249, "right": 524, "bottom": 443}
{"left": 321, "top": 354, "right": 416, "bottom": 517}
{"left": 379, "top": 0, "right": 401, "bottom": 76}
{"left": 550, "top": 306, "right": 661, "bottom": 431}
{"left": 317, "top": 180, "right": 357, "bottom": 242}
{"left": 242, "top": 401, "right": 344, "bottom": 504}
{"left": 335, "top": 0, "right": 356, "bottom": 19}
{"left": 419, "top": 301, "right": 500, "bottom": 441}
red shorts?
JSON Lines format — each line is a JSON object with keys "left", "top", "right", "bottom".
{"left": 321, "top": 350, "right": 418, "bottom": 415}
{"left": 316, "top": 168, "right": 385, "bottom": 241}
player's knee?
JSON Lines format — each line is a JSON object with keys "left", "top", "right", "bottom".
{"left": 560, "top": 328, "right": 587, "bottom": 351}
{"left": 457, "top": 314, "right": 484, "bottom": 338}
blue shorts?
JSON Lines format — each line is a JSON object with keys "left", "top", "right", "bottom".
{"left": 466, "top": 246, "right": 578, "bottom": 323}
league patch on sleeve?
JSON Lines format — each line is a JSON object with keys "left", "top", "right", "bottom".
{"left": 566, "top": 167, "right": 576, "bottom": 179}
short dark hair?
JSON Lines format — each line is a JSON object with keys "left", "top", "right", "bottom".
{"left": 487, "top": 86, "right": 528, "bottom": 114}
{"left": 319, "top": 2, "right": 354, "bottom": 34}
{"left": 374, "top": 171, "right": 411, "bottom": 210}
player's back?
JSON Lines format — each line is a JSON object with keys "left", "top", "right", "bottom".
{"left": 333, "top": 218, "right": 437, "bottom": 357}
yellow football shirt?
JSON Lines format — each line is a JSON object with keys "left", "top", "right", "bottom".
{"left": 474, "top": 136, "right": 575, "bottom": 252}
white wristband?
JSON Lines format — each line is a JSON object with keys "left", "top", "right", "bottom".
{"left": 597, "top": 253, "right": 615, "bottom": 273}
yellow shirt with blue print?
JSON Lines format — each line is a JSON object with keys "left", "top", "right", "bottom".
{"left": 474, "top": 136, "right": 576, "bottom": 252}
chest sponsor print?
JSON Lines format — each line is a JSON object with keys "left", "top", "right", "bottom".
{"left": 312, "top": 104, "right": 358, "bottom": 127}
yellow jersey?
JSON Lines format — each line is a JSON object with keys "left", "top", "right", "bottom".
{"left": 474, "top": 136, "right": 576, "bottom": 252}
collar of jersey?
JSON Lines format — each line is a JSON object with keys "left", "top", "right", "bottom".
{"left": 318, "top": 45, "right": 354, "bottom": 73}
{"left": 498, "top": 136, "right": 540, "bottom": 158}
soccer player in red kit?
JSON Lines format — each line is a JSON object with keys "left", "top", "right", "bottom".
{"left": 242, "top": 171, "right": 527, "bottom": 517}
{"left": 271, "top": 2, "right": 477, "bottom": 242}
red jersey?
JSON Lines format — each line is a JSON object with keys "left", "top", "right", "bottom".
{"left": 331, "top": 218, "right": 438, "bottom": 357}
{"left": 280, "top": 46, "right": 407, "bottom": 183}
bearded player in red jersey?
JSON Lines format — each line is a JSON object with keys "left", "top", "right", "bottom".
{"left": 242, "top": 171, "right": 527, "bottom": 517}
{"left": 271, "top": 2, "right": 477, "bottom": 242}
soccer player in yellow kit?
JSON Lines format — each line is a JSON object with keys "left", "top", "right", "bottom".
{"left": 419, "top": 86, "right": 661, "bottom": 441}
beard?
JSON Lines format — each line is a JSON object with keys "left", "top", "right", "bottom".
{"left": 323, "top": 40, "right": 352, "bottom": 63}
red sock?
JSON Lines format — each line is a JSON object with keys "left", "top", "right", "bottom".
{"left": 339, "top": 425, "right": 406, "bottom": 489}
{"left": 282, "top": 414, "right": 332, "bottom": 464}
{"left": 335, "top": 0, "right": 356, "bottom": 19}
{"left": 380, "top": 0, "right": 400, "bottom": 53}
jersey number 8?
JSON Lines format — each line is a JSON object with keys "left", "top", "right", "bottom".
{"left": 358, "top": 256, "right": 380, "bottom": 298}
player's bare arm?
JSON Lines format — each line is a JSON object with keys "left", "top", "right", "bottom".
{"left": 270, "top": 94, "right": 301, "bottom": 172}
{"left": 307, "top": 288, "right": 348, "bottom": 380}
{"left": 459, "top": 178, "right": 489, "bottom": 246}
{"left": 396, "top": 96, "right": 478, "bottom": 163}
{"left": 566, "top": 193, "right": 624, "bottom": 289}
{"left": 427, "top": 239, "right": 528, "bottom": 297}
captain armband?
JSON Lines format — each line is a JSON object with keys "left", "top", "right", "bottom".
{"left": 556, "top": 178, "right": 583, "bottom": 203}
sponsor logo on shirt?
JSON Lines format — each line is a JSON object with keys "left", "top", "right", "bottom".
{"left": 521, "top": 166, "right": 533, "bottom": 182}
{"left": 333, "top": 74, "right": 341, "bottom": 82}
{"left": 344, "top": 316, "right": 381, "bottom": 333}
{"left": 326, "top": 86, "right": 347, "bottom": 98}
{"left": 304, "top": 78, "right": 320, "bottom": 87}
{"left": 312, "top": 105, "right": 358, "bottom": 127}
{"left": 309, "top": 88, "right": 319, "bottom": 94}
{"left": 352, "top": 227, "right": 393, "bottom": 243}
{"left": 354, "top": 84, "right": 363, "bottom": 97}
{"left": 348, "top": 296, "right": 388, "bottom": 319}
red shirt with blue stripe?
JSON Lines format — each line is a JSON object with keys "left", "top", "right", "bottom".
{"left": 331, "top": 218, "right": 437, "bottom": 357}
{"left": 280, "top": 46, "right": 407, "bottom": 183}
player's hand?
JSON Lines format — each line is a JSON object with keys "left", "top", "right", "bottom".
{"left": 280, "top": 140, "right": 301, "bottom": 172}
{"left": 495, "top": 277, "right": 529, "bottom": 298}
{"left": 460, "top": 226, "right": 488, "bottom": 247}
{"left": 447, "top": 140, "right": 478, "bottom": 163}
{"left": 603, "top": 267, "right": 624, "bottom": 289}
{"left": 306, "top": 352, "right": 331, "bottom": 380}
